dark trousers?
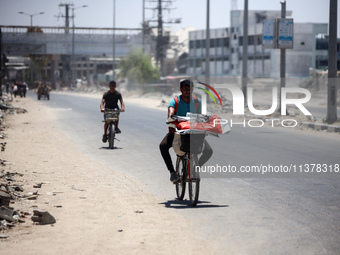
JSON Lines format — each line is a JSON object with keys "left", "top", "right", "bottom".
{"left": 159, "top": 132, "right": 213, "bottom": 173}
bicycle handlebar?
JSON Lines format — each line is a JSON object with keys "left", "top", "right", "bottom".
{"left": 104, "top": 108, "right": 122, "bottom": 113}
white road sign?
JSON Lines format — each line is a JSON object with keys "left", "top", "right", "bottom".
{"left": 278, "top": 19, "right": 294, "bottom": 49}
{"left": 263, "top": 19, "right": 276, "bottom": 49}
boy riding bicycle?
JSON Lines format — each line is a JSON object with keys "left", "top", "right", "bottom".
{"left": 100, "top": 80, "right": 125, "bottom": 142}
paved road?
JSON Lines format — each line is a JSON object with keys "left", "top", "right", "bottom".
{"left": 33, "top": 91, "right": 340, "bottom": 254}
{"left": 307, "top": 105, "right": 340, "bottom": 120}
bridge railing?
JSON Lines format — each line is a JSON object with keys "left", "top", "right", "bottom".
{"left": 0, "top": 25, "right": 142, "bottom": 35}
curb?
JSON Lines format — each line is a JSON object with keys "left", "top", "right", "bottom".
{"left": 300, "top": 122, "right": 340, "bottom": 133}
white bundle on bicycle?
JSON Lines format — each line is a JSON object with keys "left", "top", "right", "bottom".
{"left": 167, "top": 113, "right": 231, "bottom": 135}
{"left": 168, "top": 113, "right": 230, "bottom": 156}
{"left": 172, "top": 133, "right": 186, "bottom": 156}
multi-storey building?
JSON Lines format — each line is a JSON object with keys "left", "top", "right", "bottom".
{"left": 187, "top": 10, "right": 329, "bottom": 79}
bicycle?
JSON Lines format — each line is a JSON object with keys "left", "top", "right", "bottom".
{"left": 175, "top": 132, "right": 205, "bottom": 206}
{"left": 103, "top": 108, "right": 121, "bottom": 149}
{"left": 168, "top": 113, "right": 230, "bottom": 206}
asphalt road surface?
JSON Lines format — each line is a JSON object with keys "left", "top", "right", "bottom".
{"left": 33, "top": 91, "right": 340, "bottom": 254}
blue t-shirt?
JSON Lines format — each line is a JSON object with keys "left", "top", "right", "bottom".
{"left": 168, "top": 96, "right": 201, "bottom": 116}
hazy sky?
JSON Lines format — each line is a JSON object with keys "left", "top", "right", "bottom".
{"left": 0, "top": 0, "right": 338, "bottom": 35}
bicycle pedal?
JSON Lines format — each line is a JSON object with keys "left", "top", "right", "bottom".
{"left": 173, "top": 178, "right": 181, "bottom": 184}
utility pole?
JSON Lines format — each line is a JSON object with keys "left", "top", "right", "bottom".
{"left": 58, "top": 3, "right": 74, "bottom": 85}
{"left": 280, "top": 5, "right": 286, "bottom": 84}
{"left": 72, "top": 9, "right": 75, "bottom": 86}
{"left": 59, "top": 3, "right": 73, "bottom": 34}
{"left": 144, "top": 0, "right": 181, "bottom": 76}
{"left": 0, "top": 29, "right": 2, "bottom": 74}
{"left": 157, "top": 0, "right": 164, "bottom": 75}
{"left": 205, "top": 0, "right": 210, "bottom": 85}
{"left": 0, "top": 29, "right": 8, "bottom": 87}
{"left": 113, "top": 0, "right": 116, "bottom": 80}
{"left": 326, "top": 0, "right": 338, "bottom": 124}
{"left": 143, "top": 0, "right": 145, "bottom": 53}
{"left": 71, "top": 5, "right": 87, "bottom": 87}
{"left": 279, "top": 1, "right": 286, "bottom": 112}
{"left": 0, "top": 29, "right": 4, "bottom": 85}
{"left": 242, "top": 0, "right": 248, "bottom": 101}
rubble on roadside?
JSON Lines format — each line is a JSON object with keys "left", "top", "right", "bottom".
{"left": 31, "top": 209, "right": 56, "bottom": 225}
{"left": 0, "top": 167, "right": 57, "bottom": 234}
{"left": 0, "top": 94, "right": 27, "bottom": 115}
{"left": 0, "top": 170, "right": 36, "bottom": 234}
{"left": 0, "top": 96, "right": 56, "bottom": 238}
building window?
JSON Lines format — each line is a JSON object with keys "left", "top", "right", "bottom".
{"left": 316, "top": 39, "right": 328, "bottom": 50}
{"left": 238, "top": 36, "right": 258, "bottom": 46}
{"left": 214, "top": 38, "right": 219, "bottom": 47}
{"left": 201, "top": 39, "right": 205, "bottom": 48}
{"left": 196, "top": 59, "right": 202, "bottom": 67}
{"left": 248, "top": 36, "right": 254, "bottom": 46}
{"left": 210, "top": 38, "right": 215, "bottom": 48}
{"left": 196, "top": 40, "right": 201, "bottom": 48}
{"left": 257, "top": 35, "right": 262, "bottom": 45}
{"left": 316, "top": 39, "right": 340, "bottom": 51}
{"left": 215, "top": 38, "right": 222, "bottom": 47}
{"left": 223, "top": 38, "right": 229, "bottom": 47}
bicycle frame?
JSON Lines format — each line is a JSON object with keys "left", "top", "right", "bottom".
{"left": 176, "top": 151, "right": 200, "bottom": 206}
{"left": 170, "top": 113, "right": 222, "bottom": 206}
{"left": 181, "top": 153, "right": 199, "bottom": 181}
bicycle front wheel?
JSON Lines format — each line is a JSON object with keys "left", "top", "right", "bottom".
{"left": 188, "top": 155, "right": 200, "bottom": 206}
{"left": 108, "top": 123, "right": 115, "bottom": 149}
{"left": 175, "top": 156, "right": 186, "bottom": 200}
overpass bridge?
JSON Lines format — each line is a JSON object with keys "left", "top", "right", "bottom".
{"left": 0, "top": 25, "right": 153, "bottom": 86}
{"left": 1, "top": 25, "right": 146, "bottom": 57}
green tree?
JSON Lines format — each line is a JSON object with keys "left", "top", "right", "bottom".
{"left": 117, "top": 49, "right": 160, "bottom": 90}
{"left": 26, "top": 54, "right": 51, "bottom": 83}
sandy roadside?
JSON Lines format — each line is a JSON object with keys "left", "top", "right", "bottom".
{"left": 0, "top": 95, "right": 217, "bottom": 254}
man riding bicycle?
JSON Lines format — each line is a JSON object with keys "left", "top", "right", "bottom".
{"left": 100, "top": 80, "right": 125, "bottom": 143}
{"left": 159, "top": 79, "right": 213, "bottom": 183}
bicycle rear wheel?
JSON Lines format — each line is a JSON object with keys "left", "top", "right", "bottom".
{"left": 175, "top": 156, "right": 186, "bottom": 200}
{"left": 188, "top": 155, "right": 200, "bottom": 206}
{"left": 108, "top": 123, "right": 115, "bottom": 149}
